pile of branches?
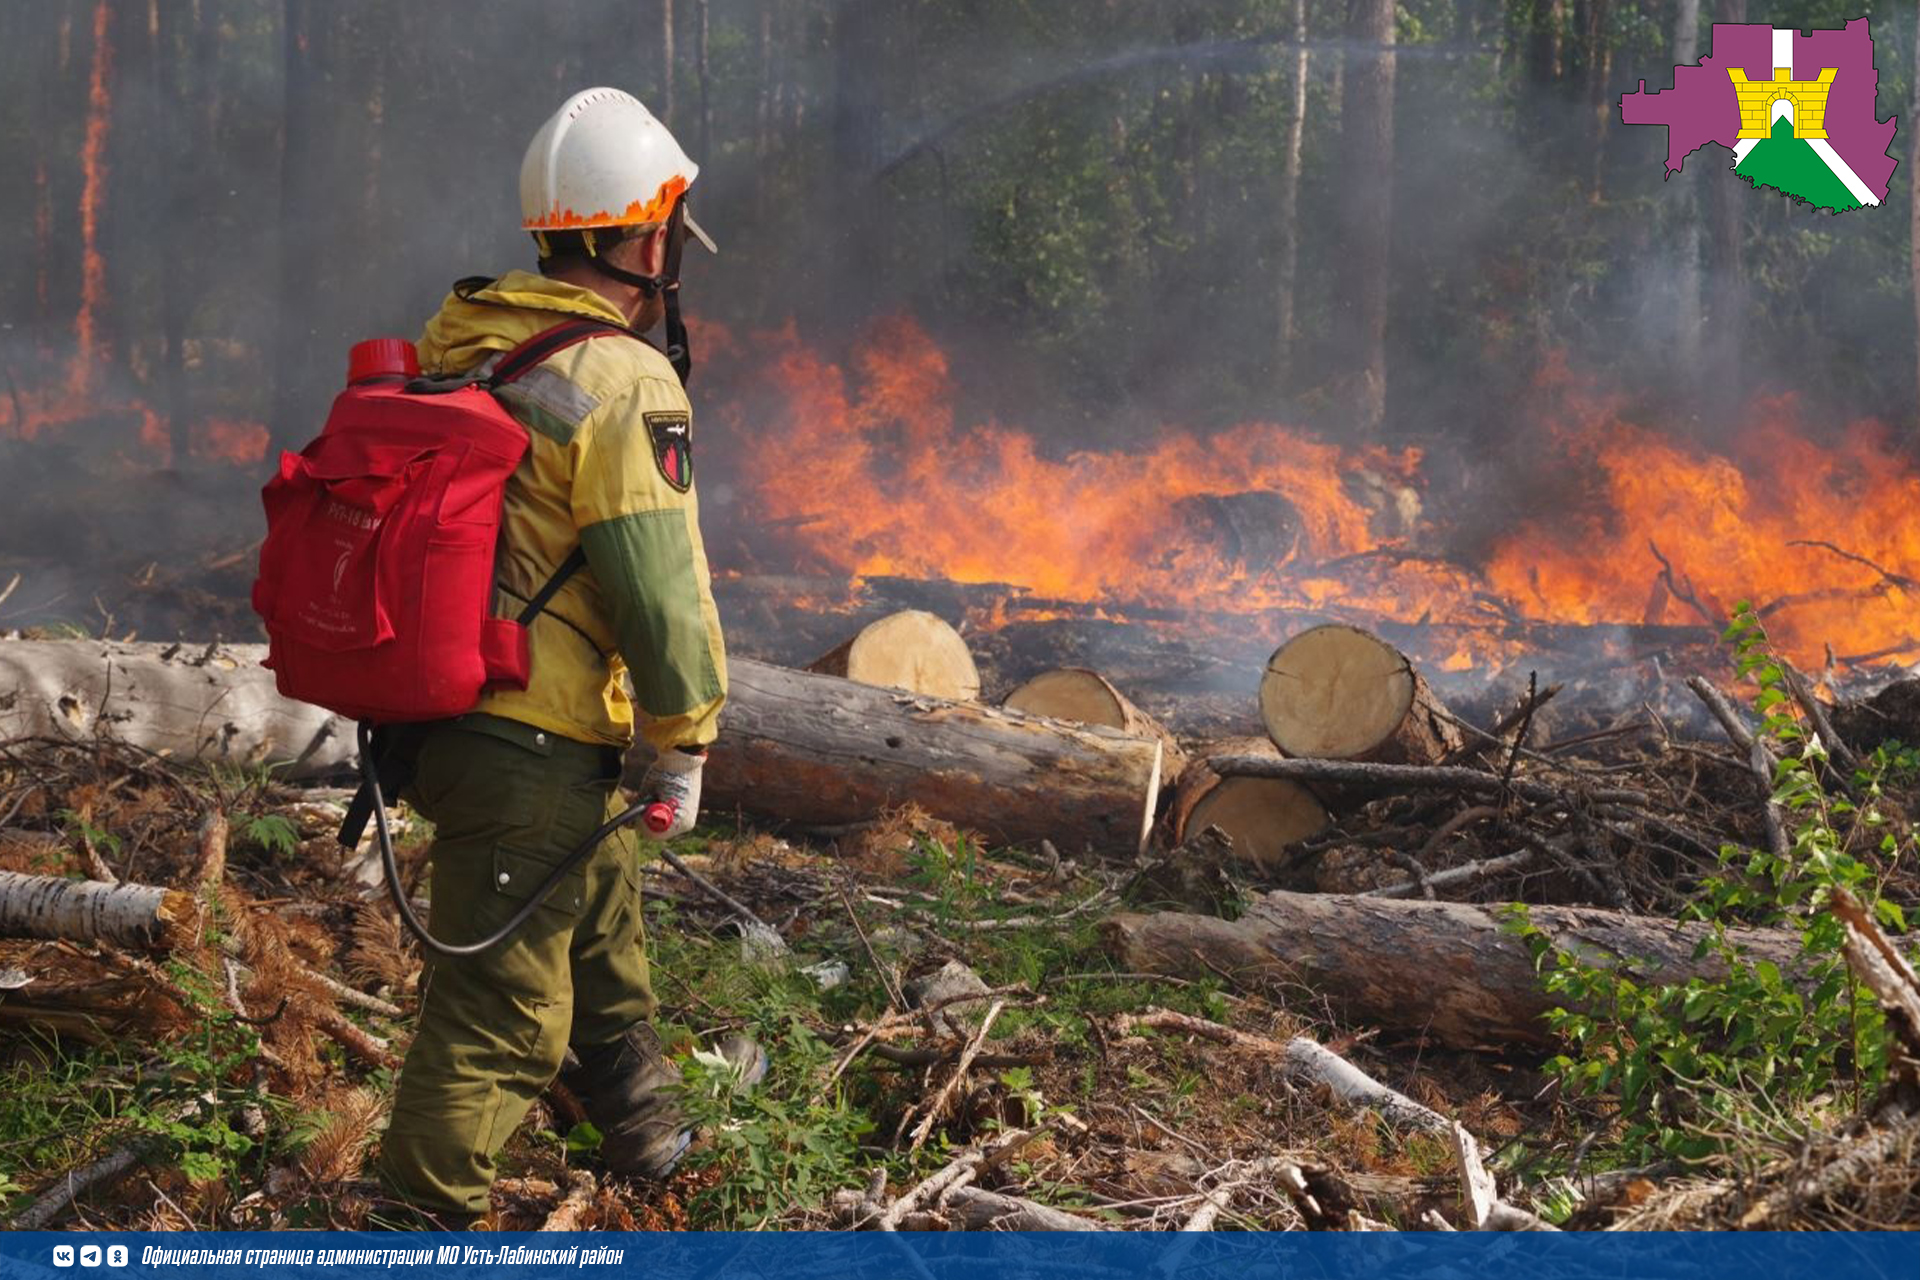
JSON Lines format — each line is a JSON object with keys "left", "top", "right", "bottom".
{"left": 0, "top": 734, "right": 419, "bottom": 1229}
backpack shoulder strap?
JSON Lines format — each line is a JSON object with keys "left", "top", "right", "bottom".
{"left": 486, "top": 317, "right": 630, "bottom": 388}
{"left": 486, "top": 318, "right": 627, "bottom": 628}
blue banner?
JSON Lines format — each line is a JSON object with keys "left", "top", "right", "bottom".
{"left": 0, "top": 1232, "right": 1914, "bottom": 1280}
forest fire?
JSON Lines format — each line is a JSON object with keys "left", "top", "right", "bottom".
{"left": 710, "top": 318, "right": 1919, "bottom": 680}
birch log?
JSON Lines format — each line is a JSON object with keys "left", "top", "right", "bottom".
{"left": 0, "top": 872, "right": 199, "bottom": 950}
{"left": 0, "top": 639, "right": 353, "bottom": 778}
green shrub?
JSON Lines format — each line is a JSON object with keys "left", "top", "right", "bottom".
{"left": 1507, "top": 603, "right": 1912, "bottom": 1165}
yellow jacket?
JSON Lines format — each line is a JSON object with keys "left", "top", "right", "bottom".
{"left": 415, "top": 271, "right": 727, "bottom": 750}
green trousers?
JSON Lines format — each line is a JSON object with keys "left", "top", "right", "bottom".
{"left": 377, "top": 714, "right": 655, "bottom": 1220}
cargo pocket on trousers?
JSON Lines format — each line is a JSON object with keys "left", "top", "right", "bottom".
{"left": 491, "top": 846, "right": 588, "bottom": 918}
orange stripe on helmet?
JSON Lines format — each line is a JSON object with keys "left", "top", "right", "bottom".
{"left": 524, "top": 175, "right": 689, "bottom": 231}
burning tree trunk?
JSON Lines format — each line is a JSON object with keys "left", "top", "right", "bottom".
{"left": 1259, "top": 624, "right": 1461, "bottom": 764}
{"left": 692, "top": 659, "right": 1164, "bottom": 855}
{"left": 1171, "top": 492, "right": 1302, "bottom": 572}
{"left": 1001, "top": 668, "right": 1185, "bottom": 781}
{"left": 806, "top": 610, "right": 981, "bottom": 701}
{"left": 1171, "top": 737, "right": 1327, "bottom": 870}
{"left": 1104, "top": 890, "right": 1804, "bottom": 1049}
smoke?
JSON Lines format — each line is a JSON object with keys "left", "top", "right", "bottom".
{"left": 0, "top": 1, "right": 1913, "bottom": 692}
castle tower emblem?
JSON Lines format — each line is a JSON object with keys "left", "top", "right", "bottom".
{"left": 1728, "top": 66, "right": 1837, "bottom": 139}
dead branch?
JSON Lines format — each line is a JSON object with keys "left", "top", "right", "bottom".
{"left": 880, "top": 1128, "right": 1032, "bottom": 1230}
{"left": 8, "top": 1099, "right": 197, "bottom": 1229}
{"left": 908, "top": 998, "right": 1006, "bottom": 1154}
{"left": 1734, "top": 1105, "right": 1920, "bottom": 1229}
{"left": 536, "top": 1170, "right": 597, "bottom": 1231}
{"left": 1367, "top": 849, "right": 1535, "bottom": 899}
{"left": 1114, "top": 1008, "right": 1449, "bottom": 1133}
{"left": 1205, "top": 755, "right": 1649, "bottom": 811}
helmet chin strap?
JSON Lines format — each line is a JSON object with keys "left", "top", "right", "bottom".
{"left": 586, "top": 201, "right": 692, "bottom": 386}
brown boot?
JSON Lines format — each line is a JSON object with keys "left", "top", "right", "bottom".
{"left": 559, "top": 1024, "right": 690, "bottom": 1180}
{"left": 559, "top": 1026, "right": 769, "bottom": 1181}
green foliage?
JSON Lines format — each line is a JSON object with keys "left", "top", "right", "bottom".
{"left": 1507, "top": 603, "right": 1912, "bottom": 1166}
{"left": 237, "top": 813, "right": 299, "bottom": 861}
{"left": 673, "top": 1016, "right": 873, "bottom": 1230}
{"left": 58, "top": 809, "right": 122, "bottom": 862}
{"left": 130, "top": 962, "right": 273, "bottom": 1187}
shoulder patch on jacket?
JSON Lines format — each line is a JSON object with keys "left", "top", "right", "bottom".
{"left": 646, "top": 411, "right": 693, "bottom": 492}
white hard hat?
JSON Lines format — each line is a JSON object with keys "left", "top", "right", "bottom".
{"left": 519, "top": 87, "right": 716, "bottom": 252}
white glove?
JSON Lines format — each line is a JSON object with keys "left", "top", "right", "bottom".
{"left": 639, "top": 747, "right": 704, "bottom": 839}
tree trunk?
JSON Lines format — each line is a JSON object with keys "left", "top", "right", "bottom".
{"left": 1914, "top": 5, "right": 1920, "bottom": 433}
{"left": 0, "top": 641, "right": 1161, "bottom": 856}
{"left": 1103, "top": 890, "right": 1805, "bottom": 1048}
{"left": 660, "top": 0, "right": 676, "bottom": 124}
{"left": 271, "top": 0, "right": 318, "bottom": 451}
{"left": 0, "top": 639, "right": 356, "bottom": 779}
{"left": 806, "top": 610, "right": 981, "bottom": 701}
{"left": 69, "top": 0, "right": 114, "bottom": 398}
{"left": 1670, "top": 0, "right": 1703, "bottom": 377}
{"left": 1703, "top": 0, "right": 1746, "bottom": 406}
{"left": 0, "top": 872, "right": 198, "bottom": 951}
{"left": 1276, "top": 0, "right": 1309, "bottom": 380}
{"left": 688, "top": 659, "right": 1165, "bottom": 855}
{"left": 1171, "top": 737, "right": 1326, "bottom": 869}
{"left": 695, "top": 0, "right": 712, "bottom": 163}
{"left": 1526, "top": 0, "right": 1563, "bottom": 88}
{"left": 157, "top": 0, "right": 191, "bottom": 464}
{"left": 1259, "top": 624, "right": 1462, "bottom": 764}
{"left": 1336, "top": 0, "right": 1395, "bottom": 435}
{"left": 830, "top": 0, "right": 885, "bottom": 307}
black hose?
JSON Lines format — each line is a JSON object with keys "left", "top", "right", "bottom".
{"left": 358, "top": 721, "right": 643, "bottom": 958}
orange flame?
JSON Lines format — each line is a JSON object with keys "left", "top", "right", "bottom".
{"left": 711, "top": 318, "right": 1920, "bottom": 674}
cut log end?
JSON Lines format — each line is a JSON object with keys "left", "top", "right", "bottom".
{"left": 806, "top": 610, "right": 981, "bottom": 701}
{"left": 1002, "top": 667, "right": 1186, "bottom": 781}
{"left": 1260, "top": 624, "right": 1461, "bottom": 764}
{"left": 1173, "top": 737, "right": 1326, "bottom": 869}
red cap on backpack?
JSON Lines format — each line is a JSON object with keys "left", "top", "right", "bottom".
{"left": 346, "top": 339, "right": 421, "bottom": 385}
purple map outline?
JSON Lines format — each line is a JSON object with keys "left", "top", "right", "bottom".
{"left": 1619, "top": 19, "right": 1898, "bottom": 201}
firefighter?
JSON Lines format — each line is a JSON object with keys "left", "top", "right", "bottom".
{"left": 375, "top": 88, "right": 755, "bottom": 1228}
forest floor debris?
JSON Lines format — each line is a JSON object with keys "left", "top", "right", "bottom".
{"left": 0, "top": 661, "right": 1916, "bottom": 1230}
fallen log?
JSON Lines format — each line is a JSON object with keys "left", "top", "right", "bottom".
{"left": 693, "top": 659, "right": 1164, "bottom": 855}
{"left": 0, "top": 871, "right": 198, "bottom": 950}
{"left": 1259, "top": 625, "right": 1461, "bottom": 764}
{"left": 1103, "top": 890, "right": 1804, "bottom": 1049}
{"left": 0, "top": 639, "right": 354, "bottom": 778}
{"left": 1171, "top": 737, "right": 1326, "bottom": 870}
{"left": 1001, "top": 667, "right": 1186, "bottom": 781}
{"left": 0, "top": 640, "right": 1162, "bottom": 856}
{"left": 806, "top": 609, "right": 981, "bottom": 702}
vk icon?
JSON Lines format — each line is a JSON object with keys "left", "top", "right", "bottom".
{"left": 107, "top": 1246, "right": 130, "bottom": 1267}
{"left": 80, "top": 1246, "right": 103, "bottom": 1267}
{"left": 52, "top": 1246, "right": 74, "bottom": 1267}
